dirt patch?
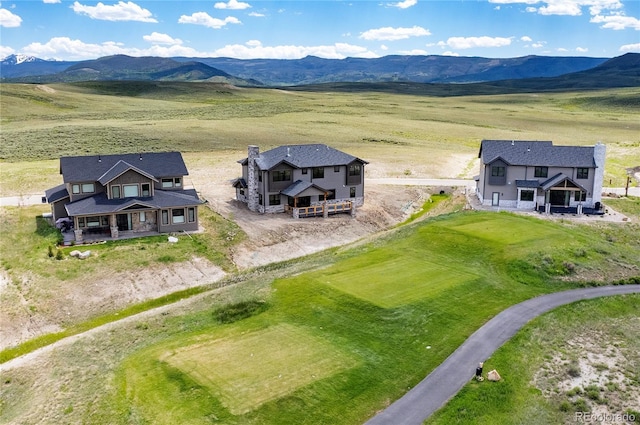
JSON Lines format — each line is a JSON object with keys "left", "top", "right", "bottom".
{"left": 533, "top": 328, "right": 640, "bottom": 423}
{"left": 0, "top": 257, "right": 225, "bottom": 350}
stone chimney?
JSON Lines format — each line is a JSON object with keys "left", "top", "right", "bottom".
{"left": 592, "top": 142, "right": 606, "bottom": 205}
{"left": 247, "top": 145, "right": 260, "bottom": 212}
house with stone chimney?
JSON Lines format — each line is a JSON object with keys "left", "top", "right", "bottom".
{"left": 233, "top": 144, "right": 368, "bottom": 218}
{"left": 475, "top": 140, "right": 605, "bottom": 214}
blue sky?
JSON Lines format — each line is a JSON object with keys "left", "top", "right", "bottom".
{"left": 1, "top": 0, "right": 639, "bottom": 61}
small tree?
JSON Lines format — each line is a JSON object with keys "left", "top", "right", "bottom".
{"left": 55, "top": 249, "right": 64, "bottom": 261}
{"left": 48, "top": 245, "right": 54, "bottom": 258}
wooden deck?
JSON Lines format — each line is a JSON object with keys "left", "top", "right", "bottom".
{"left": 286, "top": 201, "right": 353, "bottom": 218}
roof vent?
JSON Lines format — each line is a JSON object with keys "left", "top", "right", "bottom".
{"left": 286, "top": 147, "right": 291, "bottom": 157}
{"left": 98, "top": 155, "right": 102, "bottom": 163}
{"left": 511, "top": 140, "right": 514, "bottom": 146}
{"left": 139, "top": 153, "right": 143, "bottom": 161}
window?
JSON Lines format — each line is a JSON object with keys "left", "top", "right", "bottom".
{"left": 162, "top": 210, "right": 169, "bottom": 225}
{"left": 272, "top": 170, "right": 292, "bottom": 182}
{"left": 326, "top": 190, "right": 335, "bottom": 200}
{"left": 188, "top": 207, "right": 195, "bottom": 222}
{"left": 534, "top": 167, "right": 548, "bottom": 178}
{"left": 174, "top": 178, "right": 182, "bottom": 187}
{"left": 139, "top": 212, "right": 146, "bottom": 222}
{"left": 259, "top": 194, "right": 263, "bottom": 205}
{"left": 81, "top": 183, "right": 95, "bottom": 193}
{"left": 172, "top": 209, "right": 185, "bottom": 224}
{"left": 87, "top": 217, "right": 101, "bottom": 227}
{"left": 575, "top": 191, "right": 586, "bottom": 202}
{"left": 123, "top": 184, "right": 139, "bottom": 198}
{"left": 162, "top": 178, "right": 173, "bottom": 188}
{"left": 141, "top": 183, "right": 150, "bottom": 197}
{"left": 350, "top": 187, "right": 356, "bottom": 198}
{"left": 577, "top": 168, "right": 589, "bottom": 179}
{"left": 302, "top": 168, "right": 308, "bottom": 175}
{"left": 72, "top": 184, "right": 80, "bottom": 194}
{"left": 78, "top": 217, "right": 85, "bottom": 228}
{"left": 349, "top": 164, "right": 362, "bottom": 176}
{"left": 334, "top": 166, "right": 340, "bottom": 172}
{"left": 269, "top": 194, "right": 280, "bottom": 205}
{"left": 491, "top": 166, "right": 505, "bottom": 177}
{"left": 312, "top": 167, "right": 324, "bottom": 179}
{"left": 520, "top": 190, "right": 534, "bottom": 201}
{"left": 111, "top": 185, "right": 121, "bottom": 199}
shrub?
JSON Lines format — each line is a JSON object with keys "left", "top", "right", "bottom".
{"left": 55, "top": 249, "right": 64, "bottom": 261}
{"left": 213, "top": 300, "right": 268, "bottom": 324}
{"left": 48, "top": 245, "right": 54, "bottom": 258}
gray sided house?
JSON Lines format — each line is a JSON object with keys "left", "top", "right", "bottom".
{"left": 44, "top": 152, "right": 202, "bottom": 243}
{"left": 476, "top": 140, "right": 605, "bottom": 213}
{"left": 233, "top": 144, "right": 368, "bottom": 218}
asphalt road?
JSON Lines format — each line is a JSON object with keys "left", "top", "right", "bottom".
{"left": 365, "top": 284, "right": 640, "bottom": 425}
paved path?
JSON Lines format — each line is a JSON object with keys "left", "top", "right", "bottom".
{"left": 365, "top": 285, "right": 640, "bottom": 425}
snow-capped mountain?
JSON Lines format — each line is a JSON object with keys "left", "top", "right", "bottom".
{"left": 1, "top": 54, "right": 45, "bottom": 65}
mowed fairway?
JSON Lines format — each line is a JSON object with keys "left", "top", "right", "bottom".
{"left": 322, "top": 252, "right": 479, "bottom": 308}
{"left": 162, "top": 324, "right": 359, "bottom": 415}
{"left": 100, "top": 211, "right": 636, "bottom": 425}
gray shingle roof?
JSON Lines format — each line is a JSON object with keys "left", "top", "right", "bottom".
{"left": 240, "top": 144, "right": 368, "bottom": 170}
{"left": 479, "top": 140, "right": 596, "bottom": 168}
{"left": 44, "top": 184, "right": 69, "bottom": 203}
{"left": 515, "top": 180, "right": 540, "bottom": 188}
{"left": 540, "top": 173, "right": 587, "bottom": 191}
{"left": 281, "top": 180, "right": 327, "bottom": 197}
{"left": 60, "top": 152, "right": 188, "bottom": 183}
{"left": 65, "top": 189, "right": 201, "bottom": 216}
{"left": 97, "top": 160, "right": 158, "bottom": 186}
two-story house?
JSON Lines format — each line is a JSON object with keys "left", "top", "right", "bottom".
{"left": 44, "top": 152, "right": 202, "bottom": 243}
{"left": 233, "top": 144, "right": 368, "bottom": 218}
{"left": 476, "top": 140, "right": 605, "bottom": 213}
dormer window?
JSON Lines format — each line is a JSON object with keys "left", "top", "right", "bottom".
{"left": 123, "top": 184, "right": 139, "bottom": 197}
{"left": 141, "top": 183, "right": 151, "bottom": 197}
{"left": 161, "top": 177, "right": 182, "bottom": 188}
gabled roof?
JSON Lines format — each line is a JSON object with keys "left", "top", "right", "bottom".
{"left": 97, "top": 160, "right": 159, "bottom": 186}
{"left": 65, "top": 189, "right": 201, "bottom": 216}
{"left": 44, "top": 184, "right": 69, "bottom": 203}
{"left": 60, "top": 152, "right": 188, "bottom": 183}
{"left": 281, "top": 180, "right": 327, "bottom": 197}
{"left": 540, "top": 173, "right": 587, "bottom": 191}
{"left": 239, "top": 144, "right": 368, "bottom": 171}
{"left": 479, "top": 140, "right": 596, "bottom": 168}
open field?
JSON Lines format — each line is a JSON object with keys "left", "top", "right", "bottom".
{"left": 1, "top": 82, "right": 639, "bottom": 424}
{"left": 2, "top": 211, "right": 639, "bottom": 424}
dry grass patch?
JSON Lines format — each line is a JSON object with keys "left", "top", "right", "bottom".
{"left": 162, "top": 323, "right": 360, "bottom": 414}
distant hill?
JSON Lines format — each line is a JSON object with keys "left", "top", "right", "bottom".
{"left": 281, "top": 54, "right": 640, "bottom": 97}
{"left": 2, "top": 54, "right": 256, "bottom": 85}
{"left": 1, "top": 53, "right": 638, "bottom": 91}
{"left": 183, "top": 54, "right": 609, "bottom": 85}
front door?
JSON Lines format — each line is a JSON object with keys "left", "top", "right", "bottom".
{"left": 116, "top": 213, "right": 132, "bottom": 231}
{"left": 549, "top": 190, "right": 570, "bottom": 206}
{"left": 491, "top": 192, "right": 500, "bottom": 206}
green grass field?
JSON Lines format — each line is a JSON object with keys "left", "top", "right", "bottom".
{"left": 76, "top": 212, "right": 636, "bottom": 425}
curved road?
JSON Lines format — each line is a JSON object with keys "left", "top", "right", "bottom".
{"left": 365, "top": 284, "right": 640, "bottom": 425}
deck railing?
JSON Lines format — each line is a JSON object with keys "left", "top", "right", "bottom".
{"left": 286, "top": 201, "right": 353, "bottom": 218}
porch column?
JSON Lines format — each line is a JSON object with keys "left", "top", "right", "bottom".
{"left": 323, "top": 201, "right": 328, "bottom": 218}
{"left": 545, "top": 203, "right": 551, "bottom": 214}
{"left": 74, "top": 228, "right": 84, "bottom": 243}
{"left": 577, "top": 204, "right": 583, "bottom": 215}
{"left": 110, "top": 214, "right": 119, "bottom": 239}
{"left": 350, "top": 202, "right": 356, "bottom": 217}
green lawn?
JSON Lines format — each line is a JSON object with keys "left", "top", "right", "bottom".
{"left": 92, "top": 212, "right": 640, "bottom": 425}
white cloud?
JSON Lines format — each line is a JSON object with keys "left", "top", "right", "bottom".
{"left": 576, "top": 46, "right": 589, "bottom": 52}
{"left": 0, "top": 45, "right": 16, "bottom": 58}
{"left": 43, "top": 0, "right": 61, "bottom": 3}
{"left": 20, "top": 36, "right": 203, "bottom": 61}
{"left": 214, "top": 0, "right": 251, "bottom": 10}
{"left": 71, "top": 1, "right": 157, "bottom": 23}
{"left": 442, "top": 51, "right": 460, "bottom": 56}
{"left": 0, "top": 8, "right": 22, "bottom": 27}
{"left": 178, "top": 12, "right": 241, "bottom": 29}
{"left": 143, "top": 32, "right": 183, "bottom": 45}
{"left": 590, "top": 13, "right": 640, "bottom": 30}
{"left": 397, "top": 49, "right": 429, "bottom": 55}
{"left": 388, "top": 0, "right": 418, "bottom": 9}
{"left": 532, "top": 42, "right": 545, "bottom": 48}
{"left": 446, "top": 36, "right": 512, "bottom": 49}
{"left": 620, "top": 42, "right": 640, "bottom": 52}
{"left": 360, "top": 26, "right": 430, "bottom": 41}
{"left": 520, "top": 36, "right": 533, "bottom": 42}
{"left": 249, "top": 12, "right": 265, "bottom": 17}
{"left": 380, "top": 44, "right": 388, "bottom": 51}
{"left": 213, "top": 40, "right": 378, "bottom": 59}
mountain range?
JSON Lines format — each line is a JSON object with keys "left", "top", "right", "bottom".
{"left": 1, "top": 53, "right": 639, "bottom": 89}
